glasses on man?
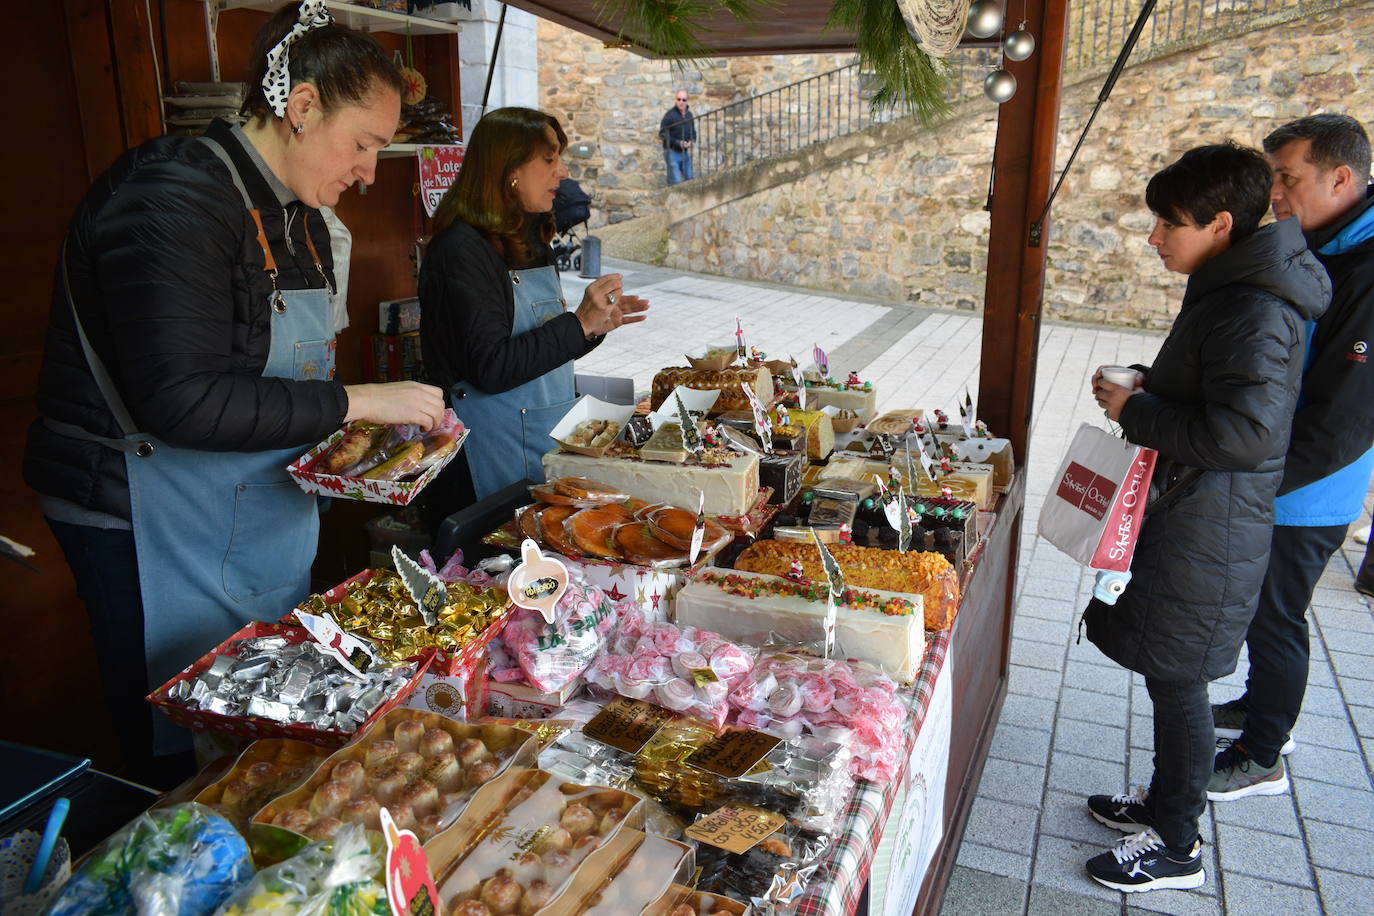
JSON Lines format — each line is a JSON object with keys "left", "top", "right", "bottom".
{"left": 676, "top": 97, "right": 688, "bottom": 102}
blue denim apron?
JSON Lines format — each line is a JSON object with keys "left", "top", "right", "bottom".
{"left": 54, "top": 136, "right": 336, "bottom": 753}
{"left": 448, "top": 265, "right": 577, "bottom": 499}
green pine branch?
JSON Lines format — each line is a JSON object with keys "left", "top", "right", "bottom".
{"left": 828, "top": 0, "right": 952, "bottom": 123}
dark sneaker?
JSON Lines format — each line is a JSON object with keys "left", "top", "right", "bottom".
{"left": 1087, "top": 786, "right": 1155, "bottom": 832}
{"left": 1207, "top": 743, "right": 1289, "bottom": 801}
{"left": 1211, "top": 698, "right": 1296, "bottom": 756}
{"left": 1085, "top": 828, "right": 1205, "bottom": 892}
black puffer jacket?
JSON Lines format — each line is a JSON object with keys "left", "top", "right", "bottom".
{"left": 24, "top": 120, "right": 348, "bottom": 522}
{"left": 1083, "top": 217, "right": 1330, "bottom": 684}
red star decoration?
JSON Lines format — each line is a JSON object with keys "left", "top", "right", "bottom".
{"left": 604, "top": 583, "right": 627, "bottom": 602}
{"left": 650, "top": 589, "right": 663, "bottom": 610}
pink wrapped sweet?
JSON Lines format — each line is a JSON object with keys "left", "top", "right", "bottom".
{"left": 735, "top": 709, "right": 772, "bottom": 732}
{"left": 490, "top": 667, "right": 525, "bottom": 683}
{"left": 627, "top": 655, "right": 672, "bottom": 683}
{"left": 618, "top": 676, "right": 653, "bottom": 699}
{"left": 671, "top": 651, "right": 708, "bottom": 680}
{"left": 695, "top": 678, "right": 728, "bottom": 706}
{"left": 708, "top": 644, "right": 753, "bottom": 683}
{"left": 655, "top": 678, "right": 697, "bottom": 712}
{"left": 800, "top": 676, "right": 836, "bottom": 713}
{"left": 650, "top": 622, "right": 691, "bottom": 654}
{"left": 728, "top": 672, "right": 777, "bottom": 712}
{"left": 767, "top": 683, "right": 804, "bottom": 719}
{"left": 619, "top": 609, "right": 650, "bottom": 638}
{"left": 502, "top": 580, "right": 619, "bottom": 693}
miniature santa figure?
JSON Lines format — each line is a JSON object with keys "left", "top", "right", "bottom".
{"left": 911, "top": 418, "right": 925, "bottom": 436}
{"left": 887, "top": 464, "right": 902, "bottom": 490}
{"left": 934, "top": 409, "right": 949, "bottom": 430}
{"left": 846, "top": 371, "right": 861, "bottom": 388}
{"left": 775, "top": 405, "right": 790, "bottom": 426}
{"left": 938, "top": 456, "right": 953, "bottom": 476}
{"left": 786, "top": 558, "right": 806, "bottom": 582}
{"left": 751, "top": 346, "right": 764, "bottom": 363}
{"left": 838, "top": 524, "right": 853, "bottom": 546}
{"left": 939, "top": 484, "right": 955, "bottom": 500}
{"left": 702, "top": 424, "right": 723, "bottom": 449}
{"left": 973, "top": 419, "right": 989, "bottom": 438}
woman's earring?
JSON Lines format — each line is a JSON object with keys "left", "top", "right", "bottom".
{"left": 292, "top": 122, "right": 305, "bottom": 135}
{"left": 510, "top": 178, "right": 518, "bottom": 188}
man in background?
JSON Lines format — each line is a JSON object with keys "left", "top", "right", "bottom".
{"left": 1210, "top": 113, "right": 1374, "bottom": 799}
{"left": 659, "top": 90, "right": 696, "bottom": 185}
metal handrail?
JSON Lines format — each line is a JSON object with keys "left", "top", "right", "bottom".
{"left": 667, "top": 0, "right": 1332, "bottom": 180}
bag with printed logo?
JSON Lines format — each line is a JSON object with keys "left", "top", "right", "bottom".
{"left": 1036, "top": 423, "right": 1157, "bottom": 571}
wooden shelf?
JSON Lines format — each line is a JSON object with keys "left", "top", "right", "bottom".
{"left": 219, "top": 1, "right": 464, "bottom": 35}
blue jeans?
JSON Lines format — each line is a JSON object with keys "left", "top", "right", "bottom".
{"left": 665, "top": 147, "right": 693, "bottom": 185}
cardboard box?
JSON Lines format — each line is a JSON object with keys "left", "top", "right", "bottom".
{"left": 485, "top": 676, "right": 583, "bottom": 719}
{"left": 378, "top": 295, "right": 421, "bottom": 335}
{"left": 550, "top": 395, "right": 637, "bottom": 458}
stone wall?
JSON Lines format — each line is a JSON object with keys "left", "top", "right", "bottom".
{"left": 537, "top": 19, "right": 854, "bottom": 225}
{"left": 657, "top": 0, "right": 1374, "bottom": 328}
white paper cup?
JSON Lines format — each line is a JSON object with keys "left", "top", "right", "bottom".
{"left": 1099, "top": 366, "right": 1139, "bottom": 388}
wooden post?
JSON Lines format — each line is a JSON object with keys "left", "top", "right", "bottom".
{"left": 978, "top": 0, "right": 1069, "bottom": 465}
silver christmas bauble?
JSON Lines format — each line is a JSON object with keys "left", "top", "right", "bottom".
{"left": 1004, "top": 27, "right": 1035, "bottom": 61}
{"left": 966, "top": 0, "right": 1004, "bottom": 40}
{"left": 984, "top": 68, "right": 1017, "bottom": 103}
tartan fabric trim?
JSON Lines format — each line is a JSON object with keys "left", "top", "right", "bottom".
{"left": 794, "top": 629, "right": 951, "bottom": 916}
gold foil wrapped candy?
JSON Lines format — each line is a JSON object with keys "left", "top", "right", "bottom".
{"left": 300, "top": 570, "right": 509, "bottom": 664}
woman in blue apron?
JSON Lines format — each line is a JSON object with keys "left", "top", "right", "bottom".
{"left": 22, "top": 1, "right": 444, "bottom": 786}
{"left": 419, "top": 107, "right": 649, "bottom": 522}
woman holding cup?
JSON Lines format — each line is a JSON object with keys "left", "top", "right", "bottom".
{"left": 1077, "top": 143, "right": 1328, "bottom": 892}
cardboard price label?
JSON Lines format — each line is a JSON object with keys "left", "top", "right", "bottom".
{"left": 685, "top": 804, "right": 786, "bottom": 854}
{"left": 583, "top": 695, "right": 675, "bottom": 754}
{"left": 689, "top": 667, "right": 720, "bottom": 687}
{"left": 686, "top": 727, "right": 781, "bottom": 779}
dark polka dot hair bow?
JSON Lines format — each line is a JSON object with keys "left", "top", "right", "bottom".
{"left": 262, "top": 0, "right": 334, "bottom": 118}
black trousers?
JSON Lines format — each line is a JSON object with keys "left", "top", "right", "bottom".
{"left": 1238, "top": 523, "right": 1347, "bottom": 763}
{"left": 1145, "top": 677, "right": 1211, "bottom": 851}
{"left": 47, "top": 519, "right": 194, "bottom": 789}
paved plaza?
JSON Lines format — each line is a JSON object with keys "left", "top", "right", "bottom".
{"left": 565, "top": 258, "right": 1374, "bottom": 915}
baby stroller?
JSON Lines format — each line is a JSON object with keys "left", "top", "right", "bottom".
{"left": 550, "top": 178, "right": 592, "bottom": 273}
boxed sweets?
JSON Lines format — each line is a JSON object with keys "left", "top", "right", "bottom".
{"left": 551, "top": 829, "right": 694, "bottom": 916}
{"left": 648, "top": 888, "right": 749, "bottom": 916}
{"left": 424, "top": 767, "right": 643, "bottom": 915}
{"left": 150, "top": 623, "right": 428, "bottom": 745}
{"left": 288, "top": 409, "right": 467, "bottom": 505}
{"left": 630, "top": 717, "right": 854, "bottom": 834}
{"left": 674, "top": 568, "right": 926, "bottom": 683}
{"left": 933, "top": 431, "right": 1015, "bottom": 490}
{"left": 193, "top": 739, "right": 331, "bottom": 834}
{"left": 543, "top": 449, "right": 762, "bottom": 518}
{"left": 251, "top": 709, "right": 537, "bottom": 856}
{"left": 733, "top": 540, "right": 960, "bottom": 630}
{"left": 650, "top": 366, "right": 775, "bottom": 415}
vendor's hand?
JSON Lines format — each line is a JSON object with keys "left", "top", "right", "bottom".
{"left": 1092, "top": 379, "right": 1141, "bottom": 422}
{"left": 576, "top": 273, "right": 650, "bottom": 338}
{"left": 343, "top": 381, "right": 446, "bottom": 430}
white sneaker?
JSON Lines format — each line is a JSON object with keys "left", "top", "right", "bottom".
{"left": 1354, "top": 524, "right": 1371, "bottom": 545}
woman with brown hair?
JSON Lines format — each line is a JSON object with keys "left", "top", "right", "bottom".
{"left": 419, "top": 107, "right": 648, "bottom": 516}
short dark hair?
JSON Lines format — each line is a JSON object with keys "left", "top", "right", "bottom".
{"left": 431, "top": 107, "right": 568, "bottom": 265}
{"left": 1263, "top": 113, "right": 1371, "bottom": 185}
{"left": 241, "top": 2, "right": 403, "bottom": 123}
{"left": 1145, "top": 142, "right": 1273, "bottom": 242}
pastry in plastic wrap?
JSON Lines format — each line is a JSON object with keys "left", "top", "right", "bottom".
{"left": 733, "top": 540, "right": 960, "bottom": 630}
{"left": 494, "top": 579, "right": 624, "bottom": 693}
{"left": 566, "top": 829, "right": 694, "bottom": 916}
{"left": 194, "top": 740, "right": 331, "bottom": 834}
{"left": 47, "top": 804, "right": 252, "bottom": 916}
{"left": 691, "top": 820, "right": 830, "bottom": 915}
{"left": 424, "top": 768, "right": 642, "bottom": 914}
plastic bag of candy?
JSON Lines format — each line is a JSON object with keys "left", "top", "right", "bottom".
{"left": 692, "top": 821, "right": 830, "bottom": 915}
{"left": 729, "top": 649, "right": 910, "bottom": 783}
{"left": 215, "top": 823, "right": 388, "bottom": 915}
{"left": 48, "top": 804, "right": 252, "bottom": 916}
{"left": 583, "top": 609, "right": 754, "bottom": 728}
{"left": 496, "top": 577, "right": 625, "bottom": 693}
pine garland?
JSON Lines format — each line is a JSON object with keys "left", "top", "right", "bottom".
{"left": 595, "top": 0, "right": 952, "bottom": 122}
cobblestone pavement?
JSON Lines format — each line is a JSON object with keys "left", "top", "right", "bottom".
{"left": 566, "top": 258, "right": 1374, "bottom": 916}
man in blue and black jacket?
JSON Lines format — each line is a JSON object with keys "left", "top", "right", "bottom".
{"left": 1210, "top": 113, "right": 1374, "bottom": 800}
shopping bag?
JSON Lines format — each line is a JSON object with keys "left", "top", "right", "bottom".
{"left": 1036, "top": 423, "right": 1156, "bottom": 572}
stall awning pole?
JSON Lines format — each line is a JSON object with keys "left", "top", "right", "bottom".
{"left": 978, "top": 0, "right": 1069, "bottom": 464}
